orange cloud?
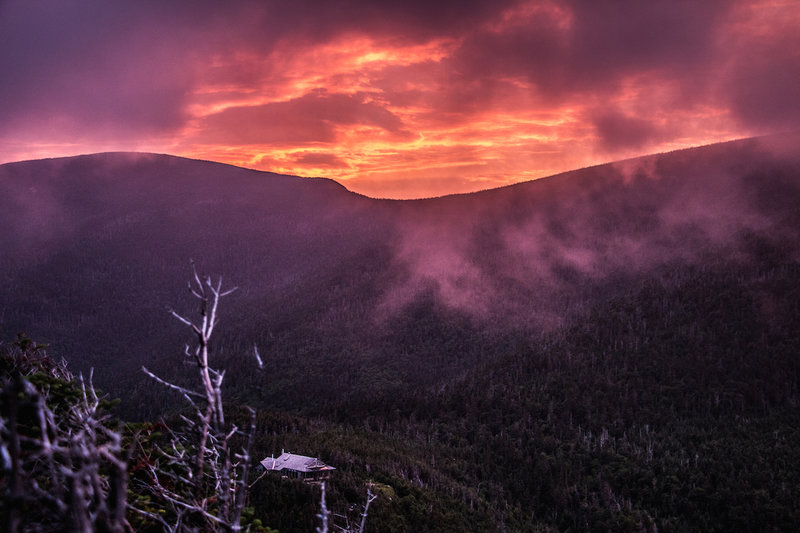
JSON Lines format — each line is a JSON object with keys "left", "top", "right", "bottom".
{"left": 1, "top": 0, "right": 796, "bottom": 198}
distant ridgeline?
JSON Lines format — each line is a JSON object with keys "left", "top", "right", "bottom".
{"left": 1, "top": 134, "right": 799, "bottom": 530}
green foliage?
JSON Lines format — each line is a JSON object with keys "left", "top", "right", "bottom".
{"left": 232, "top": 259, "right": 800, "bottom": 531}
{"left": 304, "top": 261, "right": 800, "bottom": 531}
{"left": 0, "top": 337, "right": 127, "bottom": 531}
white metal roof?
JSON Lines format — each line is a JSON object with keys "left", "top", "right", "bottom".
{"left": 260, "top": 452, "right": 335, "bottom": 473}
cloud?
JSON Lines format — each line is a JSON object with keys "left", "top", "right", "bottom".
{"left": 446, "top": 0, "right": 732, "bottom": 106}
{"left": 591, "top": 109, "right": 662, "bottom": 152}
{"left": 254, "top": 0, "right": 520, "bottom": 44}
{"left": 719, "top": 2, "right": 800, "bottom": 131}
{"left": 195, "top": 90, "right": 410, "bottom": 145}
{"left": 293, "top": 151, "right": 350, "bottom": 168}
{"left": 1, "top": 0, "right": 798, "bottom": 197}
{"left": 0, "top": 1, "right": 201, "bottom": 140}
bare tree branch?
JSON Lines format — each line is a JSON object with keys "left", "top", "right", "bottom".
{"left": 0, "top": 344, "right": 129, "bottom": 532}
{"left": 141, "top": 366, "right": 204, "bottom": 399}
{"left": 358, "top": 487, "right": 378, "bottom": 533}
{"left": 317, "top": 481, "right": 331, "bottom": 533}
{"left": 136, "top": 265, "right": 259, "bottom": 532}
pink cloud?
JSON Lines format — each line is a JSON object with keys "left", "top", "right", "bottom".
{"left": 0, "top": 0, "right": 797, "bottom": 197}
{"left": 292, "top": 151, "right": 350, "bottom": 168}
{"left": 194, "top": 90, "right": 410, "bottom": 145}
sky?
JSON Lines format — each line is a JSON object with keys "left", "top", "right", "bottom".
{"left": 1, "top": 0, "right": 798, "bottom": 198}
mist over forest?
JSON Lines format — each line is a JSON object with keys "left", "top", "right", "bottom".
{"left": 2, "top": 134, "right": 800, "bottom": 531}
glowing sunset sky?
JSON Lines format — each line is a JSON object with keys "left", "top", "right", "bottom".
{"left": 1, "top": 0, "right": 798, "bottom": 198}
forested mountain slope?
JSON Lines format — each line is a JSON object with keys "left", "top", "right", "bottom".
{"left": 2, "top": 135, "right": 800, "bottom": 530}
{"left": 0, "top": 135, "right": 798, "bottom": 418}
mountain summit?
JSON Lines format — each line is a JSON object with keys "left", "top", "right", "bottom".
{"left": 0, "top": 135, "right": 798, "bottom": 413}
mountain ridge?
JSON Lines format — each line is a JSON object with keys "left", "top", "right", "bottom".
{"left": 2, "top": 134, "right": 800, "bottom": 530}
{"left": 0, "top": 133, "right": 798, "bottom": 416}
{"left": 3, "top": 133, "right": 784, "bottom": 202}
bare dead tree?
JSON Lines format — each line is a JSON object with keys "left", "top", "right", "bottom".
{"left": 1, "top": 272, "right": 375, "bottom": 533}
{"left": 316, "top": 481, "right": 331, "bottom": 533}
{"left": 0, "top": 340, "right": 129, "bottom": 533}
{"left": 319, "top": 482, "right": 378, "bottom": 533}
{"left": 137, "top": 263, "right": 258, "bottom": 532}
{"left": 357, "top": 486, "right": 377, "bottom": 533}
